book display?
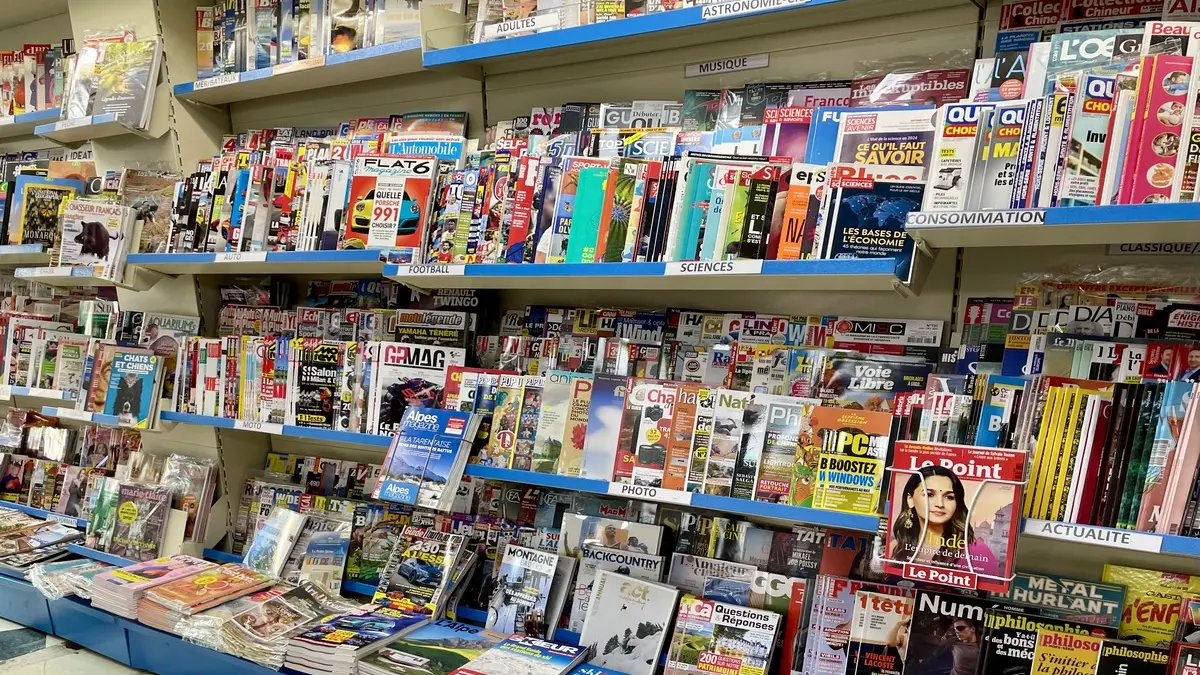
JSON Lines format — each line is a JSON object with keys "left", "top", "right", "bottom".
{"left": 12, "top": 3, "right": 1200, "bottom": 675}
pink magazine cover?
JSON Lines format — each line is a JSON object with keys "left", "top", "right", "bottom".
{"left": 761, "top": 106, "right": 813, "bottom": 161}
{"left": 1158, "top": 383, "right": 1200, "bottom": 535}
{"left": 94, "top": 554, "right": 215, "bottom": 592}
{"left": 1128, "top": 54, "right": 1192, "bottom": 204}
{"left": 1117, "top": 56, "right": 1158, "bottom": 204}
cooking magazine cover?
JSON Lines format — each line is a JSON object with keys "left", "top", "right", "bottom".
{"left": 883, "top": 440, "right": 1025, "bottom": 592}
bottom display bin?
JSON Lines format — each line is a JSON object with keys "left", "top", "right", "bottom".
{"left": 47, "top": 597, "right": 130, "bottom": 664}
{"left": 0, "top": 575, "right": 53, "bottom": 634}
{"left": 124, "top": 621, "right": 278, "bottom": 675}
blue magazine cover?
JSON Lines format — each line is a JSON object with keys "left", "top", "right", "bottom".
{"left": 103, "top": 350, "right": 159, "bottom": 428}
{"left": 823, "top": 175, "right": 923, "bottom": 284}
{"left": 580, "top": 374, "right": 626, "bottom": 480}
{"left": 805, "top": 105, "right": 933, "bottom": 165}
{"left": 374, "top": 407, "right": 474, "bottom": 510}
{"left": 458, "top": 635, "right": 585, "bottom": 674}
{"left": 358, "top": 618, "right": 502, "bottom": 675}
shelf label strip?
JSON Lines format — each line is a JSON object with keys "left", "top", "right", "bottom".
{"left": 665, "top": 259, "right": 763, "bottom": 275}
{"left": 233, "top": 419, "right": 284, "bottom": 435}
{"left": 1024, "top": 519, "right": 1162, "bottom": 553}
{"left": 215, "top": 251, "right": 269, "bottom": 263}
{"left": 606, "top": 482, "right": 693, "bottom": 505}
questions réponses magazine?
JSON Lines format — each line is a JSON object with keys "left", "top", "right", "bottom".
{"left": 664, "top": 595, "right": 780, "bottom": 675}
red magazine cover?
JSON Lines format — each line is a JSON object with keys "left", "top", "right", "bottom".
{"left": 882, "top": 441, "right": 1025, "bottom": 593}
{"left": 342, "top": 154, "right": 436, "bottom": 261}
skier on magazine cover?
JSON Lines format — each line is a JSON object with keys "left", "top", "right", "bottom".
{"left": 888, "top": 465, "right": 999, "bottom": 577}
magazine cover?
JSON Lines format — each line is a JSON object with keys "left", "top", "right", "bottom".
{"left": 102, "top": 350, "right": 159, "bottom": 428}
{"left": 570, "top": 544, "right": 665, "bottom": 633}
{"left": 451, "top": 635, "right": 586, "bottom": 675}
{"left": 11, "top": 175, "right": 82, "bottom": 248}
{"left": 373, "top": 526, "right": 463, "bottom": 615}
{"left": 146, "top": 562, "right": 273, "bottom": 614}
{"left": 93, "top": 38, "right": 161, "bottom": 128}
{"left": 373, "top": 406, "right": 475, "bottom": 511}
{"left": 485, "top": 543, "right": 558, "bottom": 637}
{"left": 139, "top": 313, "right": 200, "bottom": 412}
{"left": 667, "top": 553, "right": 756, "bottom": 606}
{"left": 810, "top": 406, "right": 892, "bottom": 515}
{"left": 558, "top": 514, "right": 663, "bottom": 558}
{"left": 902, "top": 591, "right": 990, "bottom": 675}
{"left": 107, "top": 483, "right": 172, "bottom": 561}
{"left": 805, "top": 576, "right": 914, "bottom": 675}
{"left": 663, "top": 595, "right": 780, "bottom": 675}
{"left": 883, "top": 441, "right": 1025, "bottom": 592}
{"left": 347, "top": 502, "right": 416, "bottom": 584}
{"left": 821, "top": 170, "right": 924, "bottom": 286}
{"left": 241, "top": 507, "right": 307, "bottom": 577}
{"left": 358, "top": 618, "right": 502, "bottom": 675}
{"left": 580, "top": 569, "right": 678, "bottom": 675}
{"left": 1103, "top": 564, "right": 1200, "bottom": 646}
{"left": 1094, "top": 640, "right": 1169, "bottom": 673}
{"left": 1029, "top": 628, "right": 1104, "bottom": 675}
{"left": 369, "top": 342, "right": 466, "bottom": 436}
{"left": 343, "top": 155, "right": 436, "bottom": 259}
{"left": 292, "top": 605, "right": 427, "bottom": 652}
{"left": 990, "top": 572, "right": 1125, "bottom": 629}
{"left": 979, "top": 609, "right": 1113, "bottom": 675}
{"left": 120, "top": 169, "right": 179, "bottom": 256}
{"left": 832, "top": 108, "right": 936, "bottom": 181}
{"left": 532, "top": 371, "right": 575, "bottom": 474}
{"left": 93, "top": 554, "right": 213, "bottom": 591}
{"left": 847, "top": 590, "right": 914, "bottom": 675}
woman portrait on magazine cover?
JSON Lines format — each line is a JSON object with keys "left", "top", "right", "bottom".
{"left": 888, "top": 465, "right": 999, "bottom": 577}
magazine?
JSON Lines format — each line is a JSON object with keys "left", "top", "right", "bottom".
{"left": 570, "top": 544, "right": 665, "bottom": 633}
{"left": 451, "top": 635, "right": 587, "bottom": 675}
{"left": 990, "top": 572, "right": 1125, "bottom": 629}
{"left": 93, "top": 38, "right": 162, "bottom": 130}
{"left": 980, "top": 609, "right": 1113, "bottom": 674}
{"left": 579, "top": 569, "right": 678, "bottom": 675}
{"left": 1029, "top": 628, "right": 1104, "bottom": 675}
{"left": 358, "top": 618, "right": 502, "bottom": 675}
{"left": 369, "top": 342, "right": 467, "bottom": 436}
{"left": 485, "top": 543, "right": 558, "bottom": 637}
{"left": 107, "top": 483, "right": 172, "bottom": 561}
{"left": 810, "top": 406, "right": 892, "bottom": 515}
{"left": 902, "top": 591, "right": 989, "bottom": 675}
{"left": 883, "top": 440, "right": 1026, "bottom": 592}
{"left": 144, "top": 562, "right": 273, "bottom": 614}
{"left": 847, "top": 590, "right": 914, "bottom": 675}
{"left": 101, "top": 349, "right": 160, "bottom": 428}
{"left": 373, "top": 407, "right": 478, "bottom": 512}
{"left": 1102, "top": 564, "right": 1200, "bottom": 646}
{"left": 666, "top": 553, "right": 756, "bottom": 606}
{"left": 663, "top": 595, "right": 780, "bottom": 675}
{"left": 558, "top": 514, "right": 663, "bottom": 558}
{"left": 139, "top": 313, "right": 200, "bottom": 412}
{"left": 373, "top": 526, "right": 463, "bottom": 615}
{"left": 242, "top": 507, "right": 307, "bottom": 577}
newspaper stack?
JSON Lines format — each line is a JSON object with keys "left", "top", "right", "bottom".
{"left": 89, "top": 555, "right": 214, "bottom": 619}
{"left": 284, "top": 606, "right": 428, "bottom": 675}
{"left": 219, "top": 581, "right": 360, "bottom": 669}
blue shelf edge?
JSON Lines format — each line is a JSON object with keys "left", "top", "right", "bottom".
{"left": 160, "top": 411, "right": 393, "bottom": 447}
{"left": 1020, "top": 519, "right": 1200, "bottom": 556}
{"left": 0, "top": 244, "right": 44, "bottom": 254}
{"left": 384, "top": 257, "right": 901, "bottom": 279}
{"left": 342, "top": 580, "right": 377, "bottom": 596}
{"left": 126, "top": 249, "right": 386, "bottom": 265}
{"left": 66, "top": 544, "right": 134, "bottom": 567}
{"left": 202, "top": 548, "right": 241, "bottom": 564}
{"left": 1042, "top": 202, "right": 1200, "bottom": 226}
{"left": 422, "top": 0, "right": 844, "bottom": 66}
{"left": 0, "top": 500, "right": 86, "bottom": 528}
{"left": 33, "top": 113, "right": 120, "bottom": 136}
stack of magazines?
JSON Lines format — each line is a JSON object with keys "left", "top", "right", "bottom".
{"left": 89, "top": 555, "right": 214, "bottom": 619}
{"left": 283, "top": 606, "right": 427, "bottom": 675}
{"left": 138, "top": 562, "right": 274, "bottom": 633}
{"left": 218, "top": 581, "right": 359, "bottom": 669}
{"left": 0, "top": 521, "right": 83, "bottom": 573}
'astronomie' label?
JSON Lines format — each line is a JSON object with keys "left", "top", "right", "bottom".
{"left": 701, "top": 0, "right": 812, "bottom": 20}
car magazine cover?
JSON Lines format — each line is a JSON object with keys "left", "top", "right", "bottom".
{"left": 990, "top": 572, "right": 1125, "bottom": 629}
{"left": 883, "top": 440, "right": 1025, "bottom": 592}
{"left": 570, "top": 544, "right": 666, "bottom": 633}
{"left": 558, "top": 514, "right": 663, "bottom": 558}
{"left": 485, "top": 543, "right": 558, "bottom": 637}
{"left": 373, "top": 407, "right": 476, "bottom": 510}
{"left": 291, "top": 339, "right": 345, "bottom": 429}
{"left": 809, "top": 406, "right": 892, "bottom": 516}
{"left": 347, "top": 502, "right": 417, "bottom": 584}
{"left": 902, "top": 590, "right": 989, "bottom": 675}
{"left": 107, "top": 483, "right": 172, "bottom": 561}
{"left": 848, "top": 590, "right": 914, "bottom": 675}
{"left": 369, "top": 342, "right": 467, "bottom": 436}
{"left": 979, "top": 609, "right": 1113, "bottom": 674}
{"left": 373, "top": 526, "right": 463, "bottom": 615}
{"left": 342, "top": 155, "right": 436, "bottom": 260}
{"left": 663, "top": 595, "right": 780, "bottom": 675}
{"left": 451, "top": 634, "right": 587, "bottom": 675}
{"left": 358, "top": 618, "right": 502, "bottom": 675}
{"left": 580, "top": 569, "right": 678, "bottom": 675}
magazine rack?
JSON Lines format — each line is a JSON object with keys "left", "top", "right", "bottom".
{"left": 0, "top": 2, "right": 1199, "bottom": 674}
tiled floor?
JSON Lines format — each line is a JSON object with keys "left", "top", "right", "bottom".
{"left": 0, "top": 618, "right": 144, "bottom": 675}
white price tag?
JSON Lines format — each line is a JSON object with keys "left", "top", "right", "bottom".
{"left": 0, "top": 385, "right": 11, "bottom": 401}
{"left": 665, "top": 259, "right": 763, "bottom": 275}
{"left": 194, "top": 73, "right": 239, "bottom": 90}
{"left": 215, "top": 251, "right": 268, "bottom": 263}
{"left": 397, "top": 264, "right": 466, "bottom": 276}
{"left": 27, "top": 387, "right": 62, "bottom": 399}
{"left": 701, "top": 0, "right": 812, "bottom": 20}
{"left": 234, "top": 419, "right": 284, "bottom": 435}
{"left": 55, "top": 117, "right": 91, "bottom": 131}
{"left": 0, "top": 116, "right": 13, "bottom": 126}
{"left": 1024, "top": 519, "right": 1163, "bottom": 553}
{"left": 606, "top": 482, "right": 693, "bottom": 506}
{"left": 45, "top": 512, "right": 79, "bottom": 527}
{"left": 481, "top": 13, "right": 559, "bottom": 39}
{"left": 54, "top": 408, "right": 94, "bottom": 422}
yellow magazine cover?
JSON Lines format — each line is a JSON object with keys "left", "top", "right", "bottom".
{"left": 1040, "top": 389, "right": 1084, "bottom": 519}
{"left": 1030, "top": 628, "right": 1102, "bottom": 675}
{"left": 1037, "top": 389, "right": 1075, "bottom": 519}
{"left": 481, "top": 373, "right": 523, "bottom": 469}
{"left": 557, "top": 374, "right": 594, "bottom": 477}
{"left": 1025, "top": 388, "right": 1064, "bottom": 518}
{"left": 1103, "top": 564, "right": 1200, "bottom": 646}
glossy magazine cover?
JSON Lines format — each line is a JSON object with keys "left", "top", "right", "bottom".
{"left": 883, "top": 441, "right": 1025, "bottom": 592}
{"left": 374, "top": 406, "right": 474, "bottom": 508}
